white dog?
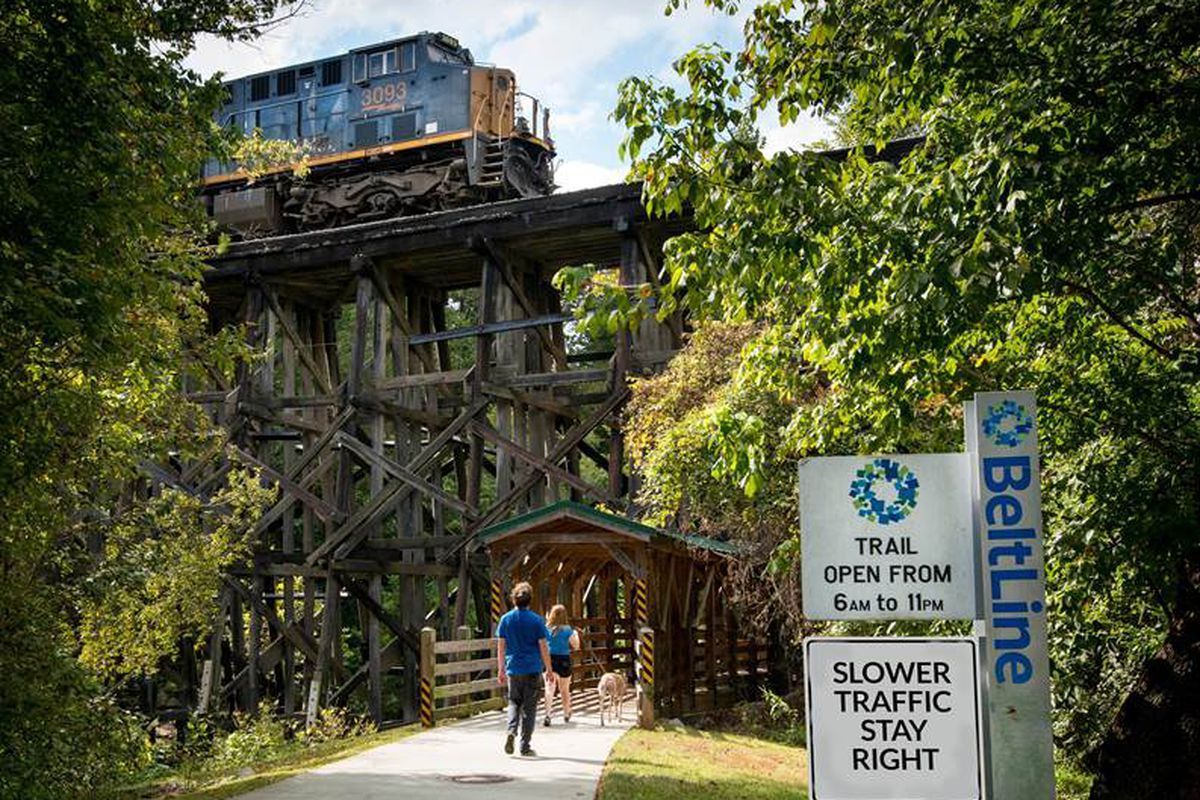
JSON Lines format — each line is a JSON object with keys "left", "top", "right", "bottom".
{"left": 597, "top": 671, "right": 627, "bottom": 727}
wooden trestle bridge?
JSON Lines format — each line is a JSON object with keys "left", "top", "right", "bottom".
{"left": 154, "top": 182, "right": 774, "bottom": 732}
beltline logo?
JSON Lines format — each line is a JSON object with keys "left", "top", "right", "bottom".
{"left": 849, "top": 458, "right": 919, "bottom": 526}
{"left": 982, "top": 400, "right": 1034, "bottom": 448}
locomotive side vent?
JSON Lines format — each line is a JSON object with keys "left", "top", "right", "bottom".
{"left": 321, "top": 60, "right": 342, "bottom": 87}
{"left": 354, "top": 120, "right": 379, "bottom": 147}
{"left": 276, "top": 70, "right": 296, "bottom": 97}
{"left": 249, "top": 75, "right": 271, "bottom": 102}
{"left": 393, "top": 113, "right": 417, "bottom": 141}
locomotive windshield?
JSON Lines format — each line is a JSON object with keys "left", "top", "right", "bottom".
{"left": 426, "top": 44, "right": 466, "bottom": 64}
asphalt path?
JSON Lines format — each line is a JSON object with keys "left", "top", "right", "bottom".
{"left": 235, "top": 689, "right": 634, "bottom": 799}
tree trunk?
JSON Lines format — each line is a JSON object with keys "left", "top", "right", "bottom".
{"left": 1089, "top": 552, "right": 1200, "bottom": 799}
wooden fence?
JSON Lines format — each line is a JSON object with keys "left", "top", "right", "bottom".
{"left": 419, "top": 627, "right": 503, "bottom": 727}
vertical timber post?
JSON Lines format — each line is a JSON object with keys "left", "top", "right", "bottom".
{"left": 637, "top": 627, "right": 655, "bottom": 728}
{"left": 280, "top": 299, "right": 297, "bottom": 716}
{"left": 367, "top": 263, "right": 387, "bottom": 726}
{"left": 306, "top": 570, "right": 340, "bottom": 728}
{"left": 491, "top": 578, "right": 505, "bottom": 632}
{"left": 420, "top": 627, "right": 436, "bottom": 728}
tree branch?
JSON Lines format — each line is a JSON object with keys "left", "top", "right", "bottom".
{"left": 1057, "top": 277, "right": 1179, "bottom": 361}
{"left": 1113, "top": 190, "right": 1200, "bottom": 214}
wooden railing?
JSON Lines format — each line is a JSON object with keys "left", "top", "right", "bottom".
{"left": 419, "top": 627, "right": 502, "bottom": 727}
{"left": 571, "top": 615, "right": 636, "bottom": 690}
{"left": 418, "top": 618, "right": 647, "bottom": 726}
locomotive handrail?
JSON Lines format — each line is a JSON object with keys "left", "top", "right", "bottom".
{"left": 516, "top": 91, "right": 550, "bottom": 141}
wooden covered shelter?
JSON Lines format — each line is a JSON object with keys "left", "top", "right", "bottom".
{"left": 480, "top": 501, "right": 770, "bottom": 721}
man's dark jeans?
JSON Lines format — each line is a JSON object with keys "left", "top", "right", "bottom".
{"left": 506, "top": 673, "right": 542, "bottom": 749}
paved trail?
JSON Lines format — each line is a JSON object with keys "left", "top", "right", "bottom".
{"left": 237, "top": 690, "right": 634, "bottom": 800}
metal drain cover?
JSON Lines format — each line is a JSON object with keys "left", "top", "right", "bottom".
{"left": 447, "top": 774, "right": 514, "bottom": 785}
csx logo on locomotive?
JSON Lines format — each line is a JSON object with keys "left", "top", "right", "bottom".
{"left": 201, "top": 31, "right": 555, "bottom": 234}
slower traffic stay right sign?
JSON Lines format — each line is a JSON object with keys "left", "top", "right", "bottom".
{"left": 804, "top": 637, "right": 982, "bottom": 800}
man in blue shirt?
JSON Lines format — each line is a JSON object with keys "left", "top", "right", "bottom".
{"left": 495, "top": 581, "right": 552, "bottom": 756}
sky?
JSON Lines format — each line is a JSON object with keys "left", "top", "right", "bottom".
{"left": 185, "top": 1, "right": 831, "bottom": 192}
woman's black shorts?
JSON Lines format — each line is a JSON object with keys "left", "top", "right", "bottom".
{"left": 550, "top": 654, "right": 572, "bottom": 678}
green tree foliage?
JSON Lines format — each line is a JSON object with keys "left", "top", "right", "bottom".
{"left": 625, "top": 322, "right": 803, "bottom": 633}
{"left": 79, "top": 469, "right": 275, "bottom": 681}
{"left": 604, "top": 0, "right": 1200, "bottom": 792}
{"left": 0, "top": 2, "right": 290, "bottom": 796}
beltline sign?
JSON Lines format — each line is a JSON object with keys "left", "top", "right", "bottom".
{"left": 798, "top": 389, "right": 1054, "bottom": 800}
{"left": 800, "top": 454, "right": 976, "bottom": 619}
{"left": 967, "top": 391, "right": 1055, "bottom": 799}
{"left": 804, "top": 638, "right": 982, "bottom": 800}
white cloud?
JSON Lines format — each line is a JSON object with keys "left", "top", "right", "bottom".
{"left": 760, "top": 110, "right": 835, "bottom": 155}
{"left": 183, "top": 2, "right": 750, "bottom": 175}
{"left": 185, "top": 0, "right": 541, "bottom": 78}
{"left": 554, "top": 159, "right": 628, "bottom": 192}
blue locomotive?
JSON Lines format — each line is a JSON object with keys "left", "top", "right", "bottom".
{"left": 202, "top": 31, "right": 555, "bottom": 232}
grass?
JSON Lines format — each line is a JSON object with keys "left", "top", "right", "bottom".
{"left": 597, "top": 724, "right": 808, "bottom": 800}
{"left": 120, "top": 723, "right": 420, "bottom": 800}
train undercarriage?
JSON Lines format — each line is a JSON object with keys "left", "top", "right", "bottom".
{"left": 206, "top": 136, "right": 554, "bottom": 236}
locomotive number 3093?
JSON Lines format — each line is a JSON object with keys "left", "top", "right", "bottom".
{"left": 361, "top": 81, "right": 407, "bottom": 110}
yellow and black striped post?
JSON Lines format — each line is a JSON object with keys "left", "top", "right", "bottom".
{"left": 419, "top": 627, "right": 435, "bottom": 728}
{"left": 419, "top": 676, "right": 434, "bottom": 728}
{"left": 633, "top": 578, "right": 648, "bottom": 628}
{"left": 638, "top": 628, "right": 654, "bottom": 688}
{"left": 636, "top": 626, "right": 655, "bottom": 728}
{"left": 490, "top": 579, "right": 505, "bottom": 630}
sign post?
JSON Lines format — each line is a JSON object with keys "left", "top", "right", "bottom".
{"left": 967, "top": 391, "right": 1055, "bottom": 799}
{"left": 804, "top": 638, "right": 983, "bottom": 800}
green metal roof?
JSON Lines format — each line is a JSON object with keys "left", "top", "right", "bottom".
{"left": 477, "top": 500, "right": 740, "bottom": 556}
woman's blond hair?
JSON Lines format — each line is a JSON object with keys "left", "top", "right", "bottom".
{"left": 546, "top": 604, "right": 568, "bottom": 629}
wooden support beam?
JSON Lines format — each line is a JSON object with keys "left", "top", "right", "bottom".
{"left": 335, "top": 432, "right": 475, "bottom": 518}
{"left": 243, "top": 561, "right": 456, "bottom": 577}
{"left": 307, "top": 398, "right": 486, "bottom": 564}
{"left": 499, "top": 541, "right": 535, "bottom": 574}
{"left": 328, "top": 639, "right": 402, "bottom": 707}
{"left": 465, "top": 387, "right": 629, "bottom": 538}
{"left": 635, "top": 228, "right": 684, "bottom": 348}
{"left": 502, "top": 368, "right": 610, "bottom": 389}
{"left": 469, "top": 420, "right": 607, "bottom": 503}
{"left": 474, "top": 237, "right": 569, "bottom": 371}
{"left": 481, "top": 383, "right": 577, "bottom": 420}
{"left": 601, "top": 542, "right": 645, "bottom": 580}
{"left": 233, "top": 446, "right": 341, "bottom": 523}
{"left": 362, "top": 258, "right": 439, "bottom": 375}
{"left": 262, "top": 286, "right": 334, "bottom": 394}
{"left": 376, "top": 368, "right": 472, "bottom": 391}
{"left": 252, "top": 451, "right": 339, "bottom": 537}
{"left": 306, "top": 571, "right": 340, "bottom": 726}
{"left": 223, "top": 577, "right": 324, "bottom": 670}
{"left": 197, "top": 588, "right": 229, "bottom": 714}
{"left": 364, "top": 535, "right": 467, "bottom": 550}
{"left": 407, "top": 313, "right": 572, "bottom": 346}
{"left": 342, "top": 576, "right": 422, "bottom": 654}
